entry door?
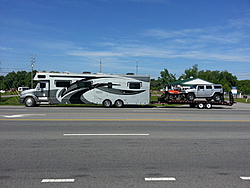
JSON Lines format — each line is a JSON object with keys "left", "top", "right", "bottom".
{"left": 35, "top": 81, "right": 49, "bottom": 98}
{"left": 196, "top": 85, "right": 206, "bottom": 97}
{"left": 205, "top": 85, "right": 213, "bottom": 97}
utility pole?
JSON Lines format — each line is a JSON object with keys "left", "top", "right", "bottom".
{"left": 100, "top": 58, "right": 102, "bottom": 73}
{"left": 136, "top": 60, "right": 139, "bottom": 75}
{"left": 30, "top": 55, "right": 35, "bottom": 88}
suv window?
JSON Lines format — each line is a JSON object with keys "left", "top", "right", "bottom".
{"left": 214, "top": 86, "right": 222, "bottom": 89}
{"left": 198, "top": 86, "right": 204, "bottom": 90}
{"left": 206, "top": 85, "right": 212, "bottom": 89}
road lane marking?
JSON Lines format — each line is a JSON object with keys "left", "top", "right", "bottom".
{"left": 63, "top": 134, "right": 149, "bottom": 136}
{"left": 4, "top": 115, "right": 24, "bottom": 118}
{"left": 41, "top": 179, "right": 75, "bottom": 183}
{"left": 3, "top": 114, "right": 46, "bottom": 118}
{"left": 145, "top": 177, "right": 176, "bottom": 181}
{"left": 240, "top": 176, "right": 250, "bottom": 180}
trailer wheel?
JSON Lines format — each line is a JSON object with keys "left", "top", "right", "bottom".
{"left": 187, "top": 93, "right": 195, "bottom": 101}
{"left": 205, "top": 103, "right": 212, "bottom": 109}
{"left": 24, "top": 97, "right": 36, "bottom": 107}
{"left": 102, "top": 99, "right": 112, "bottom": 107}
{"left": 197, "top": 103, "right": 204, "bottom": 109}
{"left": 114, "top": 100, "right": 124, "bottom": 108}
{"left": 213, "top": 94, "right": 221, "bottom": 102}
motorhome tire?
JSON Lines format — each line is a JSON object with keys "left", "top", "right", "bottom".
{"left": 103, "top": 99, "right": 112, "bottom": 107}
{"left": 187, "top": 93, "right": 195, "bottom": 101}
{"left": 213, "top": 94, "right": 221, "bottom": 102}
{"left": 114, "top": 100, "right": 124, "bottom": 108}
{"left": 24, "top": 97, "right": 36, "bottom": 107}
{"left": 197, "top": 103, "right": 204, "bottom": 109}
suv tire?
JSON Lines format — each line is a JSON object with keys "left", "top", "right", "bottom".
{"left": 187, "top": 93, "right": 195, "bottom": 101}
{"left": 213, "top": 94, "right": 221, "bottom": 102}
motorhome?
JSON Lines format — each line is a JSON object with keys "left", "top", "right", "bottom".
{"left": 19, "top": 72, "right": 150, "bottom": 107}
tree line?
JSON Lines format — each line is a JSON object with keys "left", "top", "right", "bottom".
{"left": 0, "top": 71, "right": 37, "bottom": 91}
{"left": 0, "top": 66, "right": 250, "bottom": 94}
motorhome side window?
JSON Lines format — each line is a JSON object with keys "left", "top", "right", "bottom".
{"left": 77, "top": 81, "right": 92, "bottom": 88}
{"left": 38, "top": 75, "right": 46, "bottom": 78}
{"left": 128, "top": 82, "right": 141, "bottom": 89}
{"left": 108, "top": 82, "right": 112, "bottom": 88}
{"left": 55, "top": 81, "right": 71, "bottom": 87}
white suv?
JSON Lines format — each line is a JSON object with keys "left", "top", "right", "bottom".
{"left": 182, "top": 84, "right": 224, "bottom": 102}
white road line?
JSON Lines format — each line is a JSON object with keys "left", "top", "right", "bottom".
{"left": 41, "top": 179, "right": 75, "bottom": 183}
{"left": 4, "top": 114, "right": 46, "bottom": 118}
{"left": 240, "top": 176, "right": 250, "bottom": 180}
{"left": 145, "top": 177, "right": 176, "bottom": 181}
{"left": 4, "top": 115, "right": 24, "bottom": 118}
{"left": 63, "top": 134, "right": 149, "bottom": 136}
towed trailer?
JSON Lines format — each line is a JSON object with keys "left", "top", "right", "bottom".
{"left": 156, "top": 92, "right": 234, "bottom": 109}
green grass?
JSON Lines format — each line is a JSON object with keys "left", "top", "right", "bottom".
{"left": 0, "top": 91, "right": 20, "bottom": 96}
{"left": 0, "top": 96, "right": 21, "bottom": 105}
{"left": 232, "top": 98, "right": 250, "bottom": 103}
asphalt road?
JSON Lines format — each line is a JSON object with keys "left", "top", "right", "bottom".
{"left": 0, "top": 103, "right": 250, "bottom": 188}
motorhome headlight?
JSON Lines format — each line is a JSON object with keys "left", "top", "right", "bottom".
{"left": 20, "top": 91, "right": 24, "bottom": 96}
{"left": 20, "top": 90, "right": 29, "bottom": 96}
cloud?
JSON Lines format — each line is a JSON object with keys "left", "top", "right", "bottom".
{"left": 66, "top": 40, "right": 250, "bottom": 64}
{"left": 142, "top": 28, "right": 204, "bottom": 39}
{"left": 228, "top": 18, "right": 250, "bottom": 28}
{"left": 67, "top": 50, "right": 124, "bottom": 57}
{"left": 0, "top": 46, "right": 13, "bottom": 50}
{"left": 142, "top": 17, "right": 250, "bottom": 47}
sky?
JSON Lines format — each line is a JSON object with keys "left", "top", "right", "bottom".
{"left": 1, "top": 0, "right": 250, "bottom": 80}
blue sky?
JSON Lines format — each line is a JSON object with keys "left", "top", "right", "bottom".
{"left": 1, "top": 0, "right": 250, "bottom": 80}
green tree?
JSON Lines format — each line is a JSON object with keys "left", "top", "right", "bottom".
{"left": 237, "top": 80, "right": 250, "bottom": 94}
{"left": 150, "top": 79, "right": 161, "bottom": 90}
{"left": 179, "top": 64, "right": 199, "bottom": 79}
{"left": 1, "top": 70, "right": 37, "bottom": 90}
{"left": 158, "top": 68, "right": 177, "bottom": 86}
{"left": 198, "top": 70, "right": 237, "bottom": 92}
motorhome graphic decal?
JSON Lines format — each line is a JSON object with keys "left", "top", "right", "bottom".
{"left": 55, "top": 80, "right": 146, "bottom": 104}
{"left": 97, "top": 87, "right": 145, "bottom": 95}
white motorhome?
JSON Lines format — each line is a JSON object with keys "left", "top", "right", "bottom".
{"left": 19, "top": 72, "right": 150, "bottom": 107}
